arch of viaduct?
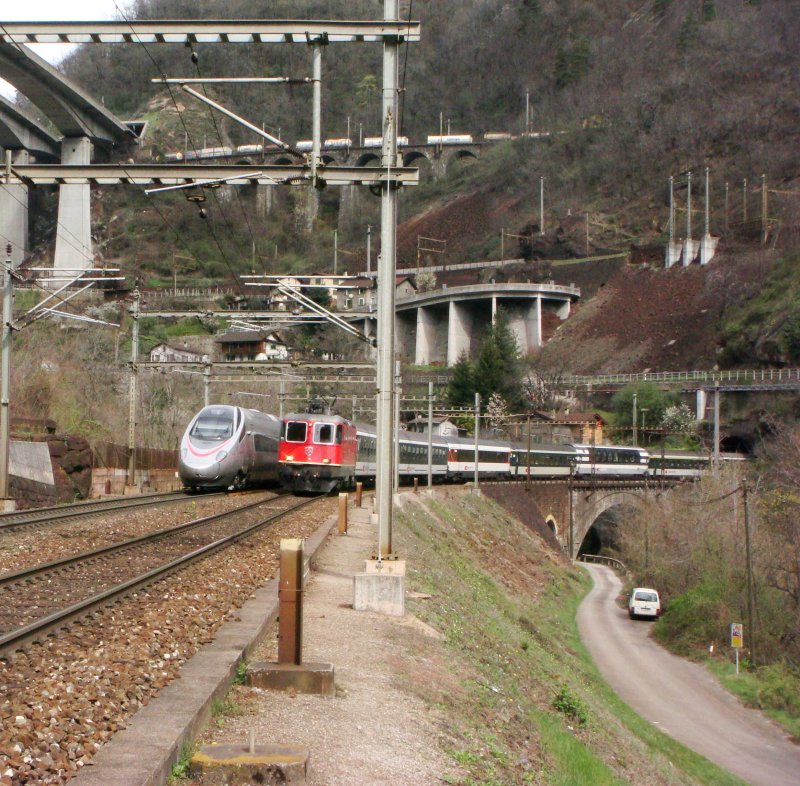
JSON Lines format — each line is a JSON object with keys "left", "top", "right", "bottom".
{"left": 252, "top": 141, "right": 481, "bottom": 178}
{"left": 523, "top": 482, "right": 665, "bottom": 559}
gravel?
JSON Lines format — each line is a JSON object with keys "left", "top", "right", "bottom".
{"left": 0, "top": 494, "right": 334, "bottom": 786}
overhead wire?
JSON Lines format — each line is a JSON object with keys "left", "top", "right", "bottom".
{"left": 399, "top": 0, "right": 413, "bottom": 137}
{"left": 0, "top": 16, "right": 213, "bottom": 296}
{"left": 109, "top": 1, "right": 248, "bottom": 299}
{"left": 189, "top": 49, "right": 263, "bottom": 273}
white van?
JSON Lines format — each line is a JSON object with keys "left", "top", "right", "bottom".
{"left": 628, "top": 588, "right": 662, "bottom": 620}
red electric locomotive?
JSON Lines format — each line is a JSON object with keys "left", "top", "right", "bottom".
{"left": 278, "top": 413, "right": 358, "bottom": 493}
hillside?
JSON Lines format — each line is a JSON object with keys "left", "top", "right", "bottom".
{"left": 7, "top": 0, "right": 800, "bottom": 444}
{"left": 35, "top": 0, "right": 796, "bottom": 277}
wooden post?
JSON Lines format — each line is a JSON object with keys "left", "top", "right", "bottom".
{"left": 338, "top": 492, "right": 348, "bottom": 535}
{"left": 355, "top": 481, "right": 363, "bottom": 508}
{"left": 278, "top": 539, "right": 304, "bottom": 665}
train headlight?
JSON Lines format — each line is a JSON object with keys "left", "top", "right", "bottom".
{"left": 322, "top": 458, "right": 331, "bottom": 464}
{"left": 215, "top": 450, "right": 228, "bottom": 462}
{"left": 285, "top": 455, "right": 294, "bottom": 461}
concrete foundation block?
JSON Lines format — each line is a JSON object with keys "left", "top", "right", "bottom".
{"left": 245, "top": 661, "right": 335, "bottom": 696}
{"left": 353, "top": 572, "right": 405, "bottom": 616}
{"left": 363, "top": 558, "right": 406, "bottom": 576}
{"left": 189, "top": 743, "right": 308, "bottom": 784}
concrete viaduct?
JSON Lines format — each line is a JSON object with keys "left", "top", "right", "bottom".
{"left": 341, "top": 281, "right": 579, "bottom": 363}
{"left": 507, "top": 480, "right": 673, "bottom": 559}
{"left": 387, "top": 281, "right": 580, "bottom": 364}
{"left": 0, "top": 42, "right": 134, "bottom": 269}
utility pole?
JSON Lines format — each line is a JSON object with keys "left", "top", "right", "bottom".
{"left": 686, "top": 170, "right": 692, "bottom": 257}
{"left": 473, "top": 392, "right": 480, "bottom": 490}
{"left": 585, "top": 212, "right": 590, "bottom": 255}
{"left": 126, "top": 289, "right": 140, "bottom": 487}
{"left": 333, "top": 228, "right": 338, "bottom": 274}
{"left": 669, "top": 175, "right": 675, "bottom": 242}
{"left": 526, "top": 414, "right": 531, "bottom": 490}
{"left": 375, "top": 0, "right": 401, "bottom": 559}
{"left": 713, "top": 380, "right": 720, "bottom": 472}
{"left": 742, "top": 480, "right": 756, "bottom": 666}
{"left": 539, "top": 176, "right": 545, "bottom": 235}
{"left": 394, "top": 359, "right": 401, "bottom": 494}
{"left": 743, "top": 178, "right": 748, "bottom": 223}
{"left": 525, "top": 89, "right": 530, "bottom": 134}
{"left": 761, "top": 173, "right": 768, "bottom": 245}
{"left": 366, "top": 224, "right": 372, "bottom": 274}
{"left": 724, "top": 181, "right": 729, "bottom": 231}
{"left": 427, "top": 381, "right": 433, "bottom": 490}
{"left": 632, "top": 392, "right": 637, "bottom": 447}
{"left": 0, "top": 244, "right": 13, "bottom": 503}
{"left": 203, "top": 361, "right": 211, "bottom": 408}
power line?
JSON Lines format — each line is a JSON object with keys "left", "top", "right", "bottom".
{"left": 110, "top": 1, "right": 248, "bottom": 299}
{"left": 190, "top": 50, "right": 262, "bottom": 269}
{"left": 399, "top": 0, "right": 414, "bottom": 136}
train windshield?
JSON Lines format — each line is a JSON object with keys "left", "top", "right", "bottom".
{"left": 190, "top": 410, "right": 234, "bottom": 441}
{"left": 313, "top": 423, "right": 335, "bottom": 444}
{"left": 284, "top": 421, "right": 308, "bottom": 442}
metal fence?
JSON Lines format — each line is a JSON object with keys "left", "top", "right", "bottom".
{"left": 93, "top": 441, "right": 178, "bottom": 470}
{"left": 551, "top": 368, "right": 800, "bottom": 388}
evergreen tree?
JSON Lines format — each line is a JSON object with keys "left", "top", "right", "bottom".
{"left": 702, "top": 0, "right": 717, "bottom": 22}
{"left": 475, "top": 309, "right": 523, "bottom": 409}
{"left": 446, "top": 352, "right": 476, "bottom": 408}
{"left": 677, "top": 12, "right": 700, "bottom": 53}
{"left": 653, "top": 0, "right": 672, "bottom": 18}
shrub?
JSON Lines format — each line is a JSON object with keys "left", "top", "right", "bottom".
{"left": 654, "top": 580, "right": 733, "bottom": 655}
{"left": 552, "top": 686, "right": 588, "bottom": 726}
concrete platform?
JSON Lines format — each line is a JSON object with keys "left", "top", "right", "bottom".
{"left": 189, "top": 742, "right": 308, "bottom": 785}
{"left": 72, "top": 503, "right": 340, "bottom": 786}
{"left": 246, "top": 661, "right": 335, "bottom": 696}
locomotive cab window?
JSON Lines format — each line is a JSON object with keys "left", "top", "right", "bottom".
{"left": 314, "top": 423, "right": 335, "bottom": 444}
{"left": 285, "top": 421, "right": 308, "bottom": 442}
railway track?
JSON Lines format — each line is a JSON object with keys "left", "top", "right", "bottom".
{"left": 0, "top": 490, "right": 226, "bottom": 532}
{"left": 0, "top": 493, "right": 316, "bottom": 659}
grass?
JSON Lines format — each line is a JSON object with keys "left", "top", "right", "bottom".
{"left": 396, "top": 491, "right": 749, "bottom": 785}
{"left": 707, "top": 659, "right": 800, "bottom": 740}
{"left": 167, "top": 740, "right": 195, "bottom": 783}
{"left": 210, "top": 695, "right": 242, "bottom": 728}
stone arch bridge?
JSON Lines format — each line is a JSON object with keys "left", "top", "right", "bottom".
{"left": 256, "top": 140, "right": 484, "bottom": 178}
{"left": 507, "top": 479, "right": 683, "bottom": 559}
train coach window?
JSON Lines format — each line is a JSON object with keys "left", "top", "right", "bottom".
{"left": 314, "top": 423, "right": 335, "bottom": 444}
{"left": 335, "top": 425, "right": 343, "bottom": 444}
{"left": 285, "top": 421, "right": 308, "bottom": 442}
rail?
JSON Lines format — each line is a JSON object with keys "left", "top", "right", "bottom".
{"left": 579, "top": 553, "right": 627, "bottom": 572}
{"left": 0, "top": 494, "right": 318, "bottom": 658}
{"left": 0, "top": 490, "right": 210, "bottom": 530}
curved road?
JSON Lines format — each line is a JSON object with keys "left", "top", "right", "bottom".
{"left": 577, "top": 563, "right": 800, "bottom": 786}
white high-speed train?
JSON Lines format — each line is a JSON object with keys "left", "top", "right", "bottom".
{"left": 178, "top": 405, "right": 281, "bottom": 491}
